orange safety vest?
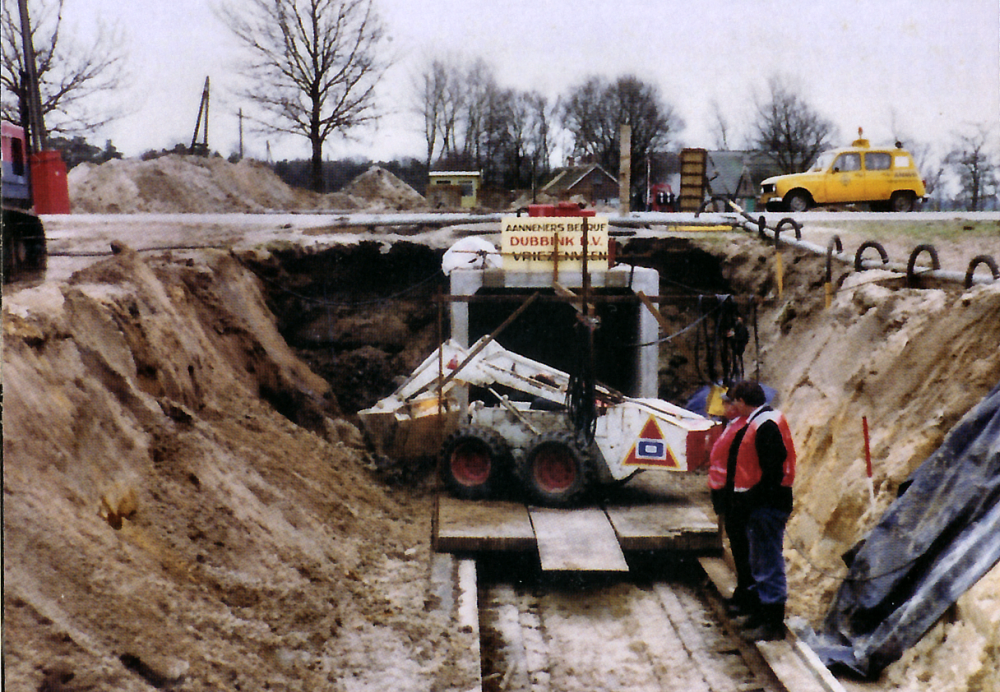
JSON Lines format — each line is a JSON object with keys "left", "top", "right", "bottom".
{"left": 707, "top": 416, "right": 748, "bottom": 490}
{"left": 733, "top": 408, "right": 796, "bottom": 491}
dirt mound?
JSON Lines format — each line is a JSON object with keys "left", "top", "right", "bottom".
{"left": 1, "top": 248, "right": 476, "bottom": 690}
{"left": 67, "top": 156, "right": 425, "bottom": 214}
{"left": 340, "top": 165, "right": 427, "bottom": 211}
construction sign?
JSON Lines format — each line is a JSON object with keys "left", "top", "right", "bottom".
{"left": 622, "top": 417, "right": 680, "bottom": 468}
{"left": 500, "top": 216, "right": 609, "bottom": 272}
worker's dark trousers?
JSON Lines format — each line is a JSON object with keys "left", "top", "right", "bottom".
{"left": 724, "top": 506, "right": 753, "bottom": 600}
{"left": 746, "top": 507, "right": 789, "bottom": 605}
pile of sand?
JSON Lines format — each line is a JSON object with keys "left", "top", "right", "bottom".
{"left": 67, "top": 156, "right": 426, "bottom": 214}
{"left": 340, "top": 165, "right": 428, "bottom": 211}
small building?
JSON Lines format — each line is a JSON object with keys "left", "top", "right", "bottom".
{"left": 427, "top": 171, "right": 481, "bottom": 209}
{"left": 541, "top": 163, "right": 618, "bottom": 207}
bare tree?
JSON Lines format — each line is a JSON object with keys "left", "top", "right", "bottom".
{"left": 414, "top": 55, "right": 554, "bottom": 191}
{"left": 522, "top": 91, "right": 553, "bottom": 190}
{"left": 709, "top": 98, "right": 731, "bottom": 150}
{"left": 750, "top": 75, "right": 834, "bottom": 174}
{"left": 1, "top": 0, "right": 130, "bottom": 143}
{"left": 217, "top": 0, "right": 388, "bottom": 192}
{"left": 414, "top": 57, "right": 447, "bottom": 170}
{"left": 946, "top": 123, "right": 999, "bottom": 211}
{"left": 562, "top": 75, "right": 682, "bottom": 194}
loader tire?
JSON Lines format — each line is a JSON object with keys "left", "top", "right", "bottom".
{"left": 519, "top": 431, "right": 596, "bottom": 507}
{"left": 439, "top": 425, "right": 512, "bottom": 500}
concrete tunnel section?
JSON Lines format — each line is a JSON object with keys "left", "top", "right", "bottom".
{"left": 449, "top": 265, "right": 661, "bottom": 398}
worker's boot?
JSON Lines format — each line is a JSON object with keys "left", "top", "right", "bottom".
{"left": 724, "top": 585, "right": 754, "bottom": 617}
{"left": 745, "top": 602, "right": 785, "bottom": 642}
{"left": 732, "top": 594, "right": 761, "bottom": 628}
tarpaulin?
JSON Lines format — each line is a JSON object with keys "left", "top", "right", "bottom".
{"left": 804, "top": 381, "right": 1000, "bottom": 678}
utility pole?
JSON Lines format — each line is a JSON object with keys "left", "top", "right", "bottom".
{"left": 190, "top": 77, "right": 210, "bottom": 156}
{"left": 238, "top": 108, "right": 244, "bottom": 160}
{"left": 17, "top": 0, "right": 46, "bottom": 151}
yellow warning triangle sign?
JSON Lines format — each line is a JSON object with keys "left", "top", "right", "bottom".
{"left": 623, "top": 417, "right": 679, "bottom": 468}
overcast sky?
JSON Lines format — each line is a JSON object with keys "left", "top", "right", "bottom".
{"left": 65, "top": 0, "right": 999, "bottom": 166}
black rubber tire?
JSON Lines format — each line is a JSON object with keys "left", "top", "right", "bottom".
{"left": 890, "top": 191, "right": 916, "bottom": 212}
{"left": 518, "top": 431, "right": 596, "bottom": 507}
{"left": 2, "top": 209, "right": 46, "bottom": 284}
{"left": 439, "top": 425, "right": 512, "bottom": 500}
{"left": 784, "top": 190, "right": 810, "bottom": 213}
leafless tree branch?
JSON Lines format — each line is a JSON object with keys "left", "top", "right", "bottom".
{"left": 1, "top": 0, "right": 132, "bottom": 141}
{"left": 216, "top": 0, "right": 388, "bottom": 191}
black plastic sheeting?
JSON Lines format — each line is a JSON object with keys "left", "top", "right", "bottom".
{"left": 804, "top": 381, "right": 1000, "bottom": 679}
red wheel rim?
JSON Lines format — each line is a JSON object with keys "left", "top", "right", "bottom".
{"left": 450, "top": 443, "right": 491, "bottom": 486}
{"left": 533, "top": 446, "right": 576, "bottom": 492}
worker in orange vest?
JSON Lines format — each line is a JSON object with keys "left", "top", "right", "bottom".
{"left": 707, "top": 392, "right": 752, "bottom": 617}
{"left": 726, "top": 380, "right": 796, "bottom": 641}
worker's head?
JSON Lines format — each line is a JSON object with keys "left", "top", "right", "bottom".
{"left": 723, "top": 380, "right": 766, "bottom": 414}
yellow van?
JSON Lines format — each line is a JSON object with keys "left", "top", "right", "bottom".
{"left": 758, "top": 136, "right": 926, "bottom": 212}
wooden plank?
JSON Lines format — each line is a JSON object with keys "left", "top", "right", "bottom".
{"left": 605, "top": 503, "right": 720, "bottom": 551}
{"left": 435, "top": 496, "right": 536, "bottom": 552}
{"left": 699, "top": 556, "right": 738, "bottom": 599}
{"left": 529, "top": 507, "right": 629, "bottom": 572}
{"left": 756, "top": 640, "right": 841, "bottom": 692}
{"left": 654, "top": 584, "right": 742, "bottom": 692}
{"left": 699, "top": 557, "right": 847, "bottom": 692}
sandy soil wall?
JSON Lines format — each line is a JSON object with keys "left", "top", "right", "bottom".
{"left": 2, "top": 248, "right": 477, "bottom": 691}
{"left": 718, "top": 237, "right": 1000, "bottom": 691}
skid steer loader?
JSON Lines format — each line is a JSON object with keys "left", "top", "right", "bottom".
{"left": 359, "top": 337, "right": 719, "bottom": 506}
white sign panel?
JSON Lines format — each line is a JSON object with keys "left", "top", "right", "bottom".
{"left": 500, "top": 216, "right": 609, "bottom": 272}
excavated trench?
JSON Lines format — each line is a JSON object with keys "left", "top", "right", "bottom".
{"left": 248, "top": 235, "right": 746, "bottom": 424}
{"left": 7, "top": 212, "right": 998, "bottom": 691}
{"left": 244, "top": 235, "right": 790, "bottom": 688}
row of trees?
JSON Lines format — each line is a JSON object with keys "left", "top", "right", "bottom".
{"left": 415, "top": 58, "right": 553, "bottom": 191}
{"left": 413, "top": 58, "right": 688, "bottom": 195}
{"left": 2, "top": 0, "right": 997, "bottom": 208}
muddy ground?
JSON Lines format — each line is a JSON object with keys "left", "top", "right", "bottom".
{"left": 3, "top": 157, "right": 999, "bottom": 691}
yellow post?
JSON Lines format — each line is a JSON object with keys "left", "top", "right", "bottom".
{"left": 775, "top": 251, "right": 784, "bottom": 298}
{"left": 825, "top": 281, "right": 833, "bottom": 308}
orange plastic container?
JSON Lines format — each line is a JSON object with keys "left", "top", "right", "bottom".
{"left": 30, "top": 150, "right": 71, "bottom": 214}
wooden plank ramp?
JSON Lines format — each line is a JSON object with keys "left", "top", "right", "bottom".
{"left": 605, "top": 503, "right": 720, "bottom": 551}
{"left": 435, "top": 497, "right": 535, "bottom": 552}
{"left": 434, "top": 493, "right": 720, "bottom": 572}
{"left": 529, "top": 506, "right": 629, "bottom": 572}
